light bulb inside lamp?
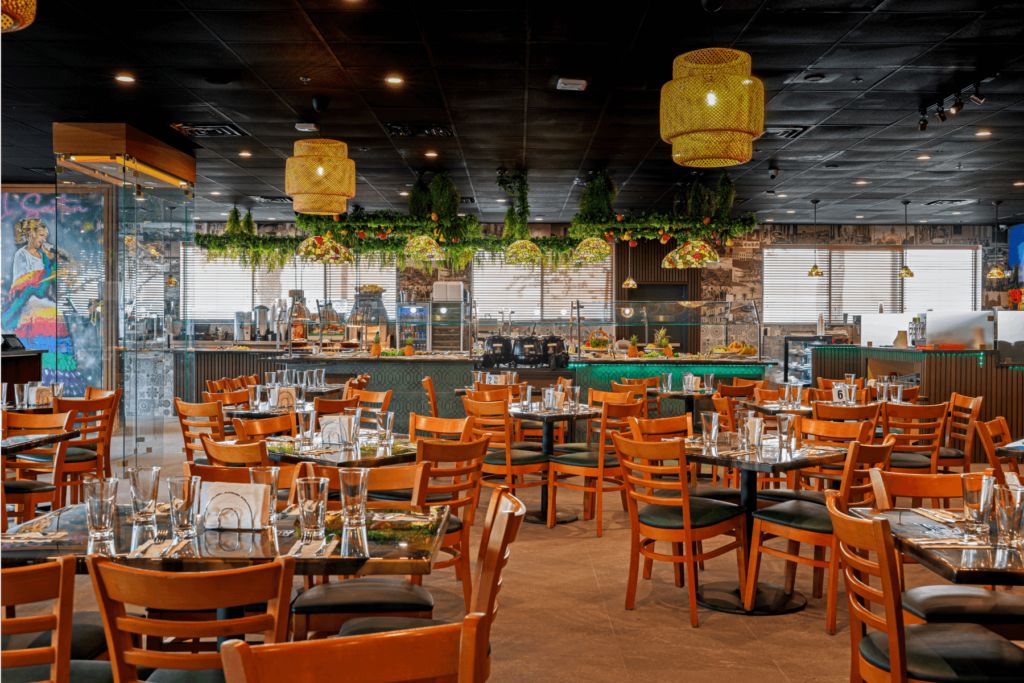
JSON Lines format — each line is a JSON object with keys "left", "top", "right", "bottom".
{"left": 706, "top": 91, "right": 717, "bottom": 106}
{"left": 317, "top": 166, "right": 324, "bottom": 176}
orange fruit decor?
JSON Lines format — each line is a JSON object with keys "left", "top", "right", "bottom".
{"left": 285, "top": 139, "right": 356, "bottom": 215}
{"left": 431, "top": 212, "right": 439, "bottom": 221}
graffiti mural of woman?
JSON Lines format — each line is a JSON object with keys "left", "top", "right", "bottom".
{"left": 2, "top": 217, "right": 86, "bottom": 394}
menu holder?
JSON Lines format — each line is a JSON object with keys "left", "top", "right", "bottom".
{"left": 274, "top": 387, "right": 297, "bottom": 407}
{"left": 199, "top": 482, "right": 270, "bottom": 530}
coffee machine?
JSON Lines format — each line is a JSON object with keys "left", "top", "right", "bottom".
{"left": 252, "top": 305, "right": 273, "bottom": 341}
{"left": 233, "top": 311, "right": 251, "bottom": 342}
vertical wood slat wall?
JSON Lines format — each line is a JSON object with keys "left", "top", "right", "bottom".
{"left": 173, "top": 351, "right": 283, "bottom": 403}
{"left": 613, "top": 242, "right": 703, "bottom": 353}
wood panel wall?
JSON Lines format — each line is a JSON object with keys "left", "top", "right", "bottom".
{"left": 614, "top": 241, "right": 702, "bottom": 353}
{"left": 812, "top": 345, "right": 862, "bottom": 382}
{"left": 173, "top": 351, "right": 283, "bottom": 403}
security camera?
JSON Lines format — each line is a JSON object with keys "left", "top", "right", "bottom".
{"left": 769, "top": 168, "right": 779, "bottom": 180}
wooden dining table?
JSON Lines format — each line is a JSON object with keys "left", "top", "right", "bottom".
{"left": 995, "top": 438, "right": 1024, "bottom": 462}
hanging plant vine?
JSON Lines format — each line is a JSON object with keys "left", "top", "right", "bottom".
{"left": 495, "top": 171, "right": 530, "bottom": 240}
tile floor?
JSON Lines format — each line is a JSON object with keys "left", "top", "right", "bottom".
{"left": 13, "top": 422, "right": 1024, "bottom": 682}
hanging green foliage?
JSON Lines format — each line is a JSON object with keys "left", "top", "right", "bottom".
{"left": 429, "top": 172, "right": 460, "bottom": 225}
{"left": 687, "top": 181, "right": 718, "bottom": 219}
{"left": 577, "top": 172, "right": 617, "bottom": 221}
{"left": 240, "top": 210, "right": 256, "bottom": 236}
{"left": 408, "top": 175, "right": 431, "bottom": 216}
{"left": 223, "top": 207, "right": 244, "bottom": 236}
{"left": 715, "top": 174, "right": 736, "bottom": 219}
{"left": 495, "top": 171, "right": 530, "bottom": 240}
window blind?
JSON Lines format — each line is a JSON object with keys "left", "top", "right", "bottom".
{"left": 182, "top": 246, "right": 252, "bottom": 321}
{"left": 903, "top": 247, "right": 981, "bottom": 312}
{"left": 828, "top": 246, "right": 903, "bottom": 318}
{"left": 471, "top": 252, "right": 543, "bottom": 320}
{"left": 254, "top": 258, "right": 325, "bottom": 311}
{"left": 762, "top": 248, "right": 829, "bottom": 323}
{"left": 542, "top": 257, "right": 612, "bottom": 319}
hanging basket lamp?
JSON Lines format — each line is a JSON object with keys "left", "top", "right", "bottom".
{"left": 573, "top": 237, "right": 612, "bottom": 264}
{"left": 297, "top": 234, "right": 354, "bottom": 264}
{"left": 2, "top": 0, "right": 35, "bottom": 32}
{"left": 285, "top": 139, "right": 356, "bottom": 215}
{"left": 662, "top": 240, "right": 720, "bottom": 269}
{"left": 660, "top": 48, "right": 764, "bottom": 168}
{"left": 899, "top": 200, "right": 914, "bottom": 278}
{"left": 505, "top": 239, "right": 543, "bottom": 266}
{"left": 404, "top": 235, "right": 445, "bottom": 262}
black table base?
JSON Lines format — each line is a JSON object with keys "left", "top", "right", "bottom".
{"left": 696, "top": 581, "right": 807, "bottom": 616}
{"left": 526, "top": 414, "right": 580, "bottom": 526}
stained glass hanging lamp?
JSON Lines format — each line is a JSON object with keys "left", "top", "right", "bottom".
{"left": 986, "top": 200, "right": 1006, "bottom": 279}
{"left": 404, "top": 235, "right": 445, "bottom": 262}
{"left": 662, "top": 239, "right": 720, "bottom": 269}
{"left": 573, "top": 237, "right": 612, "bottom": 265}
{"left": 899, "top": 200, "right": 914, "bottom": 278}
{"left": 622, "top": 242, "right": 637, "bottom": 288}
{"left": 808, "top": 199, "right": 824, "bottom": 277}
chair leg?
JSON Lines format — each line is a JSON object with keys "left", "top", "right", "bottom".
{"left": 459, "top": 542, "right": 473, "bottom": 613}
{"left": 826, "top": 538, "right": 840, "bottom": 636}
{"left": 784, "top": 540, "right": 800, "bottom": 594}
{"left": 686, "top": 552, "right": 700, "bottom": 628}
{"left": 293, "top": 613, "right": 308, "bottom": 641}
{"left": 743, "top": 520, "right": 764, "bottom": 611}
{"left": 812, "top": 546, "right": 825, "bottom": 599}
{"left": 697, "top": 541, "right": 705, "bottom": 570}
{"left": 620, "top": 487, "right": 628, "bottom": 511}
{"left": 643, "top": 556, "right": 653, "bottom": 580}
{"left": 672, "top": 542, "right": 684, "bottom": 588}
{"left": 595, "top": 482, "right": 604, "bottom": 537}
{"left": 626, "top": 536, "right": 640, "bottom": 610}
{"left": 547, "top": 475, "right": 557, "bottom": 528}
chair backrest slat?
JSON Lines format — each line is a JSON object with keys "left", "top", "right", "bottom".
{"left": 422, "top": 377, "right": 438, "bottom": 418}
{"left": 202, "top": 437, "right": 272, "bottom": 467}
{"left": 977, "top": 417, "right": 1019, "bottom": 486}
{"left": 175, "top": 398, "right": 227, "bottom": 463}
{"left": 408, "top": 414, "right": 474, "bottom": 443}
{"left": 233, "top": 414, "right": 299, "bottom": 445}
{"left": 1, "top": 557, "right": 76, "bottom": 683}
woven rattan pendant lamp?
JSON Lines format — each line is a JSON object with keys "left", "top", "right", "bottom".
{"left": 285, "top": 96, "right": 356, "bottom": 216}
{"left": 987, "top": 200, "right": 1006, "bottom": 279}
{"left": 660, "top": 47, "right": 764, "bottom": 168}
{"left": 1, "top": 0, "right": 35, "bottom": 32}
{"left": 807, "top": 200, "right": 824, "bottom": 277}
{"left": 899, "top": 200, "right": 914, "bottom": 278}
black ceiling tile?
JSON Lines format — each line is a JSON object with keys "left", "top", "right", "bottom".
{"left": 801, "top": 124, "right": 888, "bottom": 140}
{"left": 344, "top": 67, "right": 437, "bottom": 89}
{"left": 188, "top": 89, "right": 290, "bottom": 109}
{"left": 945, "top": 5, "right": 1024, "bottom": 43}
{"left": 526, "top": 89, "right": 609, "bottom": 110}
{"left": 219, "top": 108, "right": 303, "bottom": 124}
{"left": 419, "top": 11, "right": 527, "bottom": 43}
{"left": 826, "top": 108, "right": 918, "bottom": 125}
{"left": 329, "top": 43, "right": 432, "bottom": 68}
{"left": 735, "top": 44, "right": 835, "bottom": 70}
{"left": 764, "top": 110, "right": 833, "bottom": 127}
{"left": 911, "top": 43, "right": 1021, "bottom": 69}
{"left": 133, "top": 42, "right": 247, "bottom": 68}
{"left": 229, "top": 42, "right": 338, "bottom": 67}
{"left": 741, "top": 11, "right": 866, "bottom": 44}
{"left": 438, "top": 69, "right": 525, "bottom": 90}
{"left": 846, "top": 12, "right": 982, "bottom": 43}
{"left": 450, "top": 109, "right": 523, "bottom": 125}
{"left": 194, "top": 11, "right": 320, "bottom": 42}
{"left": 812, "top": 44, "right": 932, "bottom": 69}
{"left": 306, "top": 10, "right": 422, "bottom": 42}
{"left": 429, "top": 43, "right": 524, "bottom": 69}
{"left": 361, "top": 89, "right": 446, "bottom": 108}
{"left": 275, "top": 88, "right": 365, "bottom": 110}
{"left": 446, "top": 90, "right": 525, "bottom": 109}
{"left": 253, "top": 66, "right": 354, "bottom": 89}
{"left": 768, "top": 91, "right": 864, "bottom": 110}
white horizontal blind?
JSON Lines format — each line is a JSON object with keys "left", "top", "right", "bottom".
{"left": 903, "top": 247, "right": 981, "bottom": 312}
{"left": 828, "top": 247, "right": 903, "bottom": 318}
{"left": 182, "top": 246, "right": 252, "bottom": 321}
{"left": 762, "top": 248, "right": 829, "bottom": 323}
{"left": 542, "top": 257, "right": 612, "bottom": 319}
{"left": 471, "top": 252, "right": 542, "bottom": 320}
{"left": 350, "top": 255, "right": 397, "bottom": 319}
{"left": 57, "top": 253, "right": 104, "bottom": 317}
{"left": 254, "top": 258, "right": 325, "bottom": 311}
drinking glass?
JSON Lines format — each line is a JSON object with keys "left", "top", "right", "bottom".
{"left": 297, "top": 477, "right": 329, "bottom": 541}
{"left": 250, "top": 466, "right": 281, "bottom": 525}
{"left": 847, "top": 384, "right": 858, "bottom": 406}
{"left": 315, "top": 368, "right": 327, "bottom": 387}
{"left": 168, "top": 476, "right": 201, "bottom": 539}
{"left": 50, "top": 382, "right": 64, "bottom": 400}
{"left": 339, "top": 524, "right": 370, "bottom": 558}
{"left": 661, "top": 373, "right": 673, "bottom": 392}
{"left": 776, "top": 414, "right": 794, "bottom": 452}
{"left": 568, "top": 386, "right": 580, "bottom": 412}
{"left": 339, "top": 468, "right": 370, "bottom": 526}
{"left": 250, "top": 384, "right": 267, "bottom": 411}
{"left": 127, "top": 466, "right": 161, "bottom": 525}
{"left": 876, "top": 382, "right": 890, "bottom": 402}
{"left": 264, "top": 371, "right": 278, "bottom": 386}
{"left": 376, "top": 411, "right": 394, "bottom": 448}
{"left": 543, "top": 388, "right": 556, "bottom": 410}
{"left": 1, "top": 383, "right": 6, "bottom": 405}
{"left": 747, "top": 417, "right": 765, "bottom": 450}
{"left": 700, "top": 412, "right": 719, "bottom": 452}
{"left": 961, "top": 473, "right": 996, "bottom": 540}
{"left": 303, "top": 370, "right": 315, "bottom": 388}
{"left": 845, "top": 373, "right": 856, "bottom": 387}
{"left": 472, "top": 371, "right": 486, "bottom": 385}
{"left": 992, "top": 485, "right": 1024, "bottom": 548}
{"left": 890, "top": 383, "right": 904, "bottom": 403}
{"left": 703, "top": 374, "right": 715, "bottom": 394}
{"left": 84, "top": 477, "right": 118, "bottom": 539}
{"left": 14, "top": 383, "right": 28, "bottom": 408}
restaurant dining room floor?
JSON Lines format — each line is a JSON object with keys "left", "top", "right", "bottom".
{"left": 47, "top": 430, "right": 1022, "bottom": 682}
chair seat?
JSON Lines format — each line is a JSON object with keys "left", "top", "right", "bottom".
{"left": 549, "top": 451, "right": 619, "bottom": 469}
{"left": 938, "top": 446, "right": 964, "bottom": 460}
{"left": 145, "top": 669, "right": 226, "bottom": 683}
{"left": 552, "top": 442, "right": 599, "bottom": 454}
{"left": 291, "top": 577, "right": 434, "bottom": 616}
{"left": 15, "top": 448, "right": 98, "bottom": 464}
{"left": 1, "top": 660, "right": 119, "bottom": 683}
{"left": 24, "top": 610, "right": 108, "bottom": 660}
{"left": 654, "top": 485, "right": 742, "bottom": 503}
{"left": 890, "top": 452, "right": 933, "bottom": 469}
{"left": 192, "top": 457, "right": 211, "bottom": 467}
{"left": 638, "top": 497, "right": 742, "bottom": 530}
{"left": 368, "top": 489, "right": 453, "bottom": 504}
{"left": 753, "top": 500, "right": 832, "bottom": 535}
{"left": 488, "top": 441, "right": 543, "bottom": 452}
{"left": 3, "top": 479, "right": 57, "bottom": 494}
{"left": 337, "top": 616, "right": 490, "bottom": 656}
{"left": 902, "top": 586, "right": 1024, "bottom": 625}
{"left": 444, "top": 515, "right": 463, "bottom": 535}
{"left": 484, "top": 449, "right": 548, "bottom": 466}
{"left": 756, "top": 488, "right": 828, "bottom": 506}
{"left": 859, "top": 623, "right": 1024, "bottom": 683}
{"left": 520, "top": 420, "right": 544, "bottom": 430}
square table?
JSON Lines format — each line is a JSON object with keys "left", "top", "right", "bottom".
{"left": 736, "top": 400, "right": 812, "bottom": 417}
{"left": 995, "top": 438, "right": 1024, "bottom": 462}
{"left": 849, "top": 508, "right": 1024, "bottom": 585}
{"left": 656, "top": 389, "right": 716, "bottom": 420}
{"left": 1, "top": 429, "right": 81, "bottom": 456}
{"left": 266, "top": 437, "right": 419, "bottom": 468}
{"left": 677, "top": 434, "right": 848, "bottom": 615}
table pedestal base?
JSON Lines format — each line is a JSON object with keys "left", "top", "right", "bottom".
{"left": 524, "top": 509, "right": 578, "bottom": 525}
{"left": 695, "top": 581, "right": 807, "bottom": 616}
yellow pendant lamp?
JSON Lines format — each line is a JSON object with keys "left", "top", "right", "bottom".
{"left": 987, "top": 201, "right": 1006, "bottom": 279}
{"left": 621, "top": 242, "right": 637, "bottom": 288}
{"left": 1, "top": 0, "right": 35, "bottom": 32}
{"left": 899, "top": 200, "right": 914, "bottom": 278}
{"left": 660, "top": 48, "right": 764, "bottom": 168}
{"left": 286, "top": 139, "right": 356, "bottom": 215}
{"left": 808, "top": 199, "right": 825, "bottom": 277}
{"left": 506, "top": 239, "right": 543, "bottom": 266}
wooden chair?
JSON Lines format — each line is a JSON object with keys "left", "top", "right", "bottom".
{"left": 237, "top": 374, "right": 259, "bottom": 387}
{"left": 348, "top": 388, "right": 393, "bottom": 429}
{"left": 203, "top": 388, "right": 251, "bottom": 409}
{"left": 745, "top": 436, "right": 896, "bottom": 635}
{"left": 715, "top": 383, "right": 755, "bottom": 400}
{"left": 422, "top": 377, "right": 439, "bottom": 418}
{"left": 881, "top": 402, "right": 949, "bottom": 474}
{"left": 825, "top": 493, "right": 1024, "bottom": 683}
{"left": 977, "top": 417, "right": 1021, "bottom": 487}
{"left": 869, "top": 469, "right": 965, "bottom": 510}
{"left": 811, "top": 402, "right": 882, "bottom": 442}
{"left": 408, "top": 414, "right": 474, "bottom": 443}
{"left": 465, "top": 387, "right": 510, "bottom": 402}
{"left": 206, "top": 378, "right": 230, "bottom": 393}
{"left": 3, "top": 411, "right": 74, "bottom": 520}
{"left": 84, "top": 387, "right": 118, "bottom": 401}
{"left": 553, "top": 389, "right": 636, "bottom": 453}
{"left": 0, "top": 557, "right": 113, "bottom": 683}
{"left": 222, "top": 614, "right": 487, "bottom": 683}
{"left": 232, "top": 413, "right": 299, "bottom": 445}
{"left": 201, "top": 437, "right": 272, "bottom": 467}
{"left": 938, "top": 393, "right": 983, "bottom": 473}
{"left": 311, "top": 396, "right": 360, "bottom": 432}
{"left": 808, "top": 387, "right": 869, "bottom": 403}
{"left": 733, "top": 377, "right": 767, "bottom": 390}
{"left": 462, "top": 397, "right": 548, "bottom": 496}
{"left": 86, "top": 555, "right": 294, "bottom": 681}
{"left": 548, "top": 400, "right": 643, "bottom": 536}
{"left": 817, "top": 377, "right": 865, "bottom": 390}
{"left": 184, "top": 462, "right": 301, "bottom": 510}
{"left": 290, "top": 462, "right": 432, "bottom": 640}
{"left": 611, "top": 382, "right": 647, "bottom": 418}
{"left": 342, "top": 374, "right": 371, "bottom": 399}
{"left": 174, "top": 398, "right": 228, "bottom": 465}
{"left": 46, "top": 393, "right": 120, "bottom": 501}
{"left": 612, "top": 433, "right": 747, "bottom": 627}
{"left": 334, "top": 487, "right": 526, "bottom": 683}
{"left": 621, "top": 376, "right": 661, "bottom": 418}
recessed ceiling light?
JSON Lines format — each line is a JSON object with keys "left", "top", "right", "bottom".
{"left": 854, "top": 180, "right": 869, "bottom": 185}
{"left": 787, "top": 210, "right": 795, "bottom": 214}
{"left": 952, "top": 212, "right": 962, "bottom": 215}
{"left": 457, "top": 213, "right": 466, "bottom": 217}
{"left": 497, "top": 199, "right": 507, "bottom": 203}
{"left": 766, "top": 219, "right": 774, "bottom": 222}
{"left": 975, "top": 131, "right": 992, "bottom": 136}
{"left": 238, "top": 151, "right": 252, "bottom": 157}
{"left": 777, "top": 194, "right": 787, "bottom": 197}
{"left": 221, "top": 213, "right": 228, "bottom": 216}
{"left": 425, "top": 152, "right": 438, "bottom": 157}
{"left": 856, "top": 215, "right": 864, "bottom": 218}
{"left": 115, "top": 75, "right": 135, "bottom": 83}
{"left": 1014, "top": 182, "right": 1024, "bottom": 186}
{"left": 917, "top": 155, "right": 931, "bottom": 160}
{"left": 211, "top": 191, "right": 221, "bottom": 195}
{"left": 919, "top": 220, "right": 927, "bottom": 223}
{"left": 385, "top": 77, "right": 403, "bottom": 84}
{"left": 535, "top": 217, "right": 543, "bottom": 221}
{"left": 399, "top": 192, "right": 409, "bottom": 196}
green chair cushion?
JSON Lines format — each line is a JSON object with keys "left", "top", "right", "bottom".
{"left": 753, "top": 499, "right": 832, "bottom": 535}
{"left": 337, "top": 616, "right": 490, "bottom": 656}
{"left": 756, "top": 488, "right": 828, "bottom": 506}
{"left": 902, "top": 586, "right": 1024, "bottom": 625}
{"left": 3, "top": 480, "right": 57, "bottom": 494}
{"left": 654, "top": 485, "right": 742, "bottom": 503}
{"left": 552, "top": 443, "right": 599, "bottom": 454}
{"left": 15, "top": 448, "right": 97, "bottom": 464}
{"left": 145, "top": 669, "right": 226, "bottom": 683}
{"left": 1, "top": 661, "right": 119, "bottom": 683}
{"left": 484, "top": 449, "right": 548, "bottom": 466}
{"left": 368, "top": 489, "right": 454, "bottom": 504}
{"left": 291, "top": 577, "right": 433, "bottom": 615}
{"left": 24, "top": 610, "right": 108, "bottom": 660}
{"left": 890, "top": 452, "right": 933, "bottom": 470}
{"left": 549, "top": 451, "right": 619, "bottom": 469}
{"left": 488, "top": 441, "right": 543, "bottom": 452}
{"left": 859, "top": 623, "right": 1024, "bottom": 683}
{"left": 637, "top": 497, "right": 742, "bottom": 530}
{"left": 938, "top": 446, "right": 964, "bottom": 460}
{"left": 192, "top": 457, "right": 211, "bottom": 467}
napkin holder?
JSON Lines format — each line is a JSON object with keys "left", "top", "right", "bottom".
{"left": 199, "top": 482, "right": 270, "bottom": 530}
{"left": 273, "top": 387, "right": 297, "bottom": 407}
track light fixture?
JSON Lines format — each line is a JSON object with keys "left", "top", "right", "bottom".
{"left": 934, "top": 103, "right": 947, "bottom": 123}
{"left": 949, "top": 95, "right": 964, "bottom": 115}
{"left": 918, "top": 115, "right": 928, "bottom": 132}
{"left": 970, "top": 85, "right": 986, "bottom": 105}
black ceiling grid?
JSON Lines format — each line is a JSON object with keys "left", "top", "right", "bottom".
{"left": 3, "top": 1, "right": 1024, "bottom": 225}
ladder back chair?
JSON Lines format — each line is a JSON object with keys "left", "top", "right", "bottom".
{"left": 50, "top": 391, "right": 120, "bottom": 493}
{"left": 462, "top": 397, "right": 548, "bottom": 495}
{"left": 174, "top": 398, "right": 228, "bottom": 465}
{"left": 938, "top": 393, "right": 983, "bottom": 473}
{"left": 422, "top": 376, "right": 439, "bottom": 418}
{"left": 977, "top": 417, "right": 1021, "bottom": 487}
{"left": 881, "top": 402, "right": 949, "bottom": 474}
{"left": 2, "top": 411, "right": 74, "bottom": 521}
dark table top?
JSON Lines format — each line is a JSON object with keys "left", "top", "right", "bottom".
{"left": 657, "top": 390, "right": 715, "bottom": 400}
{"left": 267, "top": 441, "right": 418, "bottom": 468}
{"left": 995, "top": 438, "right": 1024, "bottom": 461}
{"left": 508, "top": 403, "right": 601, "bottom": 423}
{"left": 2, "top": 503, "right": 449, "bottom": 576}
{"left": 676, "top": 434, "right": 848, "bottom": 474}
{"left": 850, "top": 508, "right": 1024, "bottom": 585}
{"left": 226, "top": 403, "right": 315, "bottom": 421}
{"left": 1, "top": 430, "right": 81, "bottom": 456}
{"left": 736, "top": 401, "right": 813, "bottom": 417}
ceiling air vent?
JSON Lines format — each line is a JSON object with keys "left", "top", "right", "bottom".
{"left": 460, "top": 197, "right": 475, "bottom": 204}
{"left": 251, "top": 196, "right": 293, "bottom": 205}
{"left": 925, "top": 199, "right": 974, "bottom": 206}
{"left": 385, "top": 123, "right": 454, "bottom": 138}
{"left": 171, "top": 123, "right": 249, "bottom": 138}
{"left": 761, "top": 126, "right": 810, "bottom": 140}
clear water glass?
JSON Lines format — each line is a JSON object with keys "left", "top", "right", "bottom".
{"left": 521, "top": 385, "right": 533, "bottom": 410}
{"left": 315, "top": 368, "right": 327, "bottom": 387}
{"left": 339, "top": 524, "right": 370, "bottom": 558}
{"left": 703, "top": 374, "right": 715, "bottom": 394}
{"left": 847, "top": 384, "right": 858, "bottom": 406}
{"left": 661, "top": 373, "right": 672, "bottom": 392}
{"left": 1, "top": 383, "right": 6, "bottom": 405}
{"left": 340, "top": 468, "right": 370, "bottom": 526}
{"left": 993, "top": 485, "right": 1024, "bottom": 548}
{"left": 747, "top": 417, "right": 765, "bottom": 450}
{"left": 14, "top": 383, "right": 28, "bottom": 408}
{"left": 303, "top": 370, "right": 315, "bottom": 387}
{"left": 876, "top": 382, "right": 889, "bottom": 402}
{"left": 127, "top": 466, "right": 161, "bottom": 525}
{"left": 376, "top": 411, "right": 394, "bottom": 447}
{"left": 891, "top": 383, "right": 904, "bottom": 403}
{"left": 250, "top": 466, "right": 281, "bottom": 525}
{"left": 297, "top": 477, "right": 329, "bottom": 541}
{"left": 168, "top": 476, "right": 201, "bottom": 539}
{"left": 265, "top": 371, "right": 278, "bottom": 386}
{"left": 700, "top": 411, "right": 719, "bottom": 452}
{"left": 568, "top": 385, "right": 580, "bottom": 412}
{"left": 50, "top": 382, "right": 64, "bottom": 400}
{"left": 961, "top": 473, "right": 996, "bottom": 540}
{"left": 84, "top": 477, "right": 118, "bottom": 539}
{"left": 776, "top": 414, "right": 794, "bottom": 452}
